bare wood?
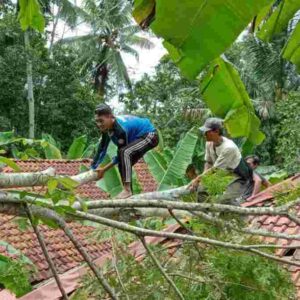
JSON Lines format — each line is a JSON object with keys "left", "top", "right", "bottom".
{"left": 71, "top": 211, "right": 300, "bottom": 267}
{"left": 54, "top": 216, "right": 118, "bottom": 300}
{"left": 25, "top": 205, "right": 69, "bottom": 300}
{"left": 0, "top": 168, "right": 55, "bottom": 188}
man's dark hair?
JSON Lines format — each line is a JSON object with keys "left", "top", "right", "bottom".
{"left": 245, "top": 155, "right": 260, "bottom": 165}
{"left": 95, "top": 103, "right": 113, "bottom": 116}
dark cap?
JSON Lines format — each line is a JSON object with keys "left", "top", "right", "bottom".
{"left": 95, "top": 103, "right": 112, "bottom": 115}
{"left": 199, "top": 117, "right": 223, "bottom": 133}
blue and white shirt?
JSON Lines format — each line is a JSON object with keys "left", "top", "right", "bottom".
{"left": 91, "top": 115, "right": 156, "bottom": 169}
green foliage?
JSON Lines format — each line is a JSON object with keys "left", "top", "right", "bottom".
{"left": 201, "top": 169, "right": 234, "bottom": 200}
{"left": 275, "top": 92, "right": 300, "bottom": 173}
{"left": 159, "top": 128, "right": 198, "bottom": 190}
{"left": 144, "top": 128, "right": 198, "bottom": 190}
{"left": 274, "top": 186, "right": 300, "bottom": 206}
{"left": 0, "top": 254, "right": 32, "bottom": 297}
{"left": 226, "top": 34, "right": 299, "bottom": 165}
{"left": 0, "top": 131, "right": 97, "bottom": 161}
{"left": 134, "top": 0, "right": 272, "bottom": 79}
{"left": 96, "top": 144, "right": 123, "bottom": 198}
{"left": 0, "top": 12, "right": 99, "bottom": 148}
{"left": 46, "top": 176, "right": 78, "bottom": 206}
{"left": 208, "top": 248, "right": 294, "bottom": 300}
{"left": 67, "top": 135, "right": 87, "bottom": 159}
{"left": 121, "top": 58, "right": 205, "bottom": 148}
{"left": 144, "top": 150, "right": 167, "bottom": 183}
{"left": 201, "top": 57, "right": 265, "bottom": 151}
{"left": 60, "top": 0, "right": 153, "bottom": 97}
{"left": 0, "top": 156, "right": 21, "bottom": 171}
{"left": 282, "top": 22, "right": 300, "bottom": 72}
{"left": 132, "top": 0, "right": 155, "bottom": 25}
{"left": 18, "top": 0, "right": 45, "bottom": 32}
{"left": 41, "top": 139, "right": 62, "bottom": 159}
{"left": 132, "top": 170, "right": 142, "bottom": 195}
{"left": 35, "top": 45, "right": 99, "bottom": 148}
{"left": 73, "top": 233, "right": 294, "bottom": 300}
{"left": 265, "top": 170, "right": 288, "bottom": 184}
{"left": 257, "top": 0, "right": 300, "bottom": 42}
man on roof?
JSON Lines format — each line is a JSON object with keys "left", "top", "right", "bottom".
{"left": 91, "top": 103, "right": 158, "bottom": 199}
{"left": 189, "top": 117, "right": 254, "bottom": 205}
{"left": 246, "top": 155, "right": 272, "bottom": 197}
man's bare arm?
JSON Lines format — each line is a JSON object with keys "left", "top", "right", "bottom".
{"left": 96, "top": 162, "right": 115, "bottom": 179}
{"left": 204, "top": 162, "right": 213, "bottom": 172}
{"left": 189, "top": 162, "right": 213, "bottom": 191}
{"left": 251, "top": 173, "right": 262, "bottom": 196}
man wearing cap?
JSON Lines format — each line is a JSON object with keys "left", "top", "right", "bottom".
{"left": 91, "top": 103, "right": 158, "bottom": 198}
{"left": 190, "top": 117, "right": 254, "bottom": 205}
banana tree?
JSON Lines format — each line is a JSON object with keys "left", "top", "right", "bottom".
{"left": 59, "top": 0, "right": 154, "bottom": 97}
{"left": 144, "top": 127, "right": 198, "bottom": 190}
{"left": 132, "top": 0, "right": 300, "bottom": 153}
{"left": 96, "top": 143, "right": 142, "bottom": 197}
{"left": 0, "top": 132, "right": 96, "bottom": 160}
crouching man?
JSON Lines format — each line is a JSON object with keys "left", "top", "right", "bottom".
{"left": 92, "top": 103, "right": 158, "bottom": 199}
{"left": 190, "top": 118, "right": 254, "bottom": 205}
{"left": 246, "top": 155, "right": 271, "bottom": 197}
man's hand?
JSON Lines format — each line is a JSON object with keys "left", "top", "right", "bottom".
{"left": 96, "top": 168, "right": 106, "bottom": 179}
{"left": 188, "top": 175, "right": 201, "bottom": 191}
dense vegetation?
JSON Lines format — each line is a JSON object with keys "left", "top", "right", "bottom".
{"left": 0, "top": 0, "right": 299, "bottom": 299}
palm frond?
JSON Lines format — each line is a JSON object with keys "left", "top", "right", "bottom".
{"left": 120, "top": 25, "right": 141, "bottom": 36}
{"left": 125, "top": 35, "right": 154, "bottom": 49}
{"left": 109, "top": 49, "right": 132, "bottom": 91}
{"left": 58, "top": 34, "right": 97, "bottom": 45}
{"left": 120, "top": 45, "right": 139, "bottom": 61}
{"left": 58, "top": 0, "right": 85, "bottom": 28}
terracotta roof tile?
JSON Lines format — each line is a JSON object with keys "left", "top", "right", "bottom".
{"left": 0, "top": 159, "right": 157, "bottom": 285}
{"left": 134, "top": 159, "right": 158, "bottom": 192}
{"left": 244, "top": 174, "right": 300, "bottom": 298}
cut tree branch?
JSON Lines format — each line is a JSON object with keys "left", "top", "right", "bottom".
{"left": 70, "top": 210, "right": 300, "bottom": 267}
{"left": 139, "top": 236, "right": 185, "bottom": 300}
{"left": 0, "top": 168, "right": 55, "bottom": 188}
{"left": 54, "top": 216, "right": 118, "bottom": 300}
{"left": 0, "top": 169, "right": 98, "bottom": 188}
{"left": 25, "top": 205, "right": 69, "bottom": 300}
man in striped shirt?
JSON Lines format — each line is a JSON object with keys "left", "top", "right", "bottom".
{"left": 91, "top": 103, "right": 158, "bottom": 199}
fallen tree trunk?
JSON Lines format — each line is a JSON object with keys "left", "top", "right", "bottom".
{"left": 0, "top": 168, "right": 56, "bottom": 188}
{"left": 0, "top": 168, "right": 98, "bottom": 188}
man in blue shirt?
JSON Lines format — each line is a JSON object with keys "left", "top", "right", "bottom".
{"left": 91, "top": 103, "right": 158, "bottom": 198}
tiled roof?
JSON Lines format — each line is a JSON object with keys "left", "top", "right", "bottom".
{"left": 0, "top": 213, "right": 111, "bottom": 283}
{"left": 0, "top": 159, "right": 157, "bottom": 285}
{"left": 2, "top": 159, "right": 300, "bottom": 298}
{"left": 242, "top": 174, "right": 300, "bottom": 298}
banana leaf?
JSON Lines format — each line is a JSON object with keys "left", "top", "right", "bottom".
{"left": 67, "top": 135, "right": 87, "bottom": 159}
{"left": 158, "top": 127, "right": 198, "bottom": 190}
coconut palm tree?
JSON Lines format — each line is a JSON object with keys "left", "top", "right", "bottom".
{"left": 59, "top": 0, "right": 154, "bottom": 98}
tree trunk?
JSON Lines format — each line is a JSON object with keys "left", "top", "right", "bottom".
{"left": 0, "top": 167, "right": 55, "bottom": 188}
{"left": 49, "top": 5, "right": 62, "bottom": 52}
{"left": 95, "top": 63, "right": 108, "bottom": 98}
{"left": 0, "top": 169, "right": 97, "bottom": 188}
{"left": 24, "top": 31, "right": 35, "bottom": 139}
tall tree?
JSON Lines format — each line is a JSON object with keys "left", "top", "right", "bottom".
{"left": 121, "top": 57, "right": 207, "bottom": 148}
{"left": 17, "top": 0, "right": 45, "bottom": 138}
{"left": 60, "top": 0, "right": 153, "bottom": 98}
{"left": 226, "top": 34, "right": 300, "bottom": 164}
